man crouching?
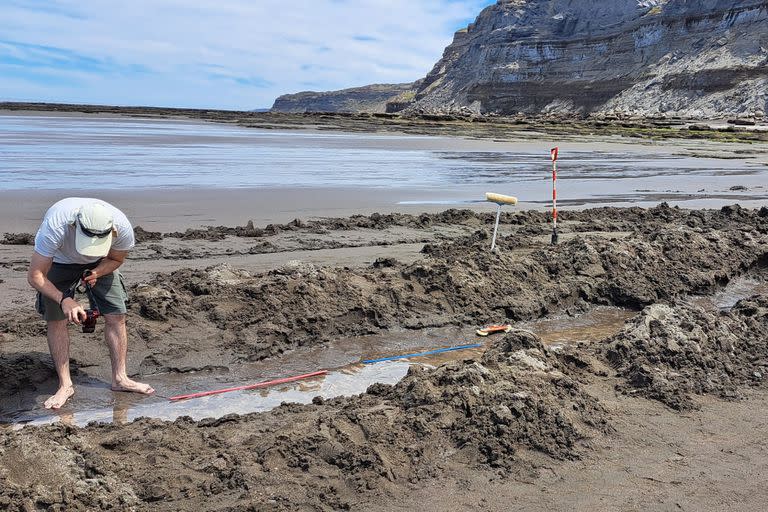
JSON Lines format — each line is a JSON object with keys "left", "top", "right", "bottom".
{"left": 27, "top": 197, "right": 154, "bottom": 409}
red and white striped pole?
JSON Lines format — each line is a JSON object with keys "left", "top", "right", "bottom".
{"left": 550, "top": 147, "right": 559, "bottom": 245}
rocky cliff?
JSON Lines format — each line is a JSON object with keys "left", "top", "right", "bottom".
{"left": 271, "top": 82, "right": 419, "bottom": 113}
{"left": 408, "top": 0, "right": 768, "bottom": 118}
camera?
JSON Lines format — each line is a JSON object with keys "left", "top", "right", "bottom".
{"left": 82, "top": 309, "right": 100, "bottom": 333}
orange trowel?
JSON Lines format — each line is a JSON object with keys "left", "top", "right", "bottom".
{"left": 475, "top": 324, "right": 513, "bottom": 336}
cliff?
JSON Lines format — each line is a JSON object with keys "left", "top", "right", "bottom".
{"left": 271, "top": 82, "right": 419, "bottom": 113}
{"left": 408, "top": 0, "right": 768, "bottom": 118}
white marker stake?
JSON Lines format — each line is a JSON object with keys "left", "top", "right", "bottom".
{"left": 491, "top": 203, "right": 502, "bottom": 252}
{"left": 485, "top": 192, "right": 518, "bottom": 251}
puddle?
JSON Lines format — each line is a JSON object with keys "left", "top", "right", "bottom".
{"left": 689, "top": 271, "right": 768, "bottom": 311}
{"left": 3, "top": 307, "right": 634, "bottom": 428}
{"left": 2, "top": 326, "right": 481, "bottom": 429}
{"left": 8, "top": 363, "right": 410, "bottom": 430}
{"left": 515, "top": 307, "right": 637, "bottom": 350}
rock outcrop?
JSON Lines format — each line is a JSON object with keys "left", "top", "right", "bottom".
{"left": 408, "top": 0, "right": 768, "bottom": 118}
{"left": 271, "top": 1, "right": 768, "bottom": 118}
{"left": 271, "top": 82, "right": 419, "bottom": 113}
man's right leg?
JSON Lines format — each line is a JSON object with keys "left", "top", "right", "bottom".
{"left": 45, "top": 319, "right": 75, "bottom": 409}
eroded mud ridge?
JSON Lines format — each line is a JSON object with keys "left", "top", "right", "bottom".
{"left": 128, "top": 204, "right": 767, "bottom": 373}
{"left": 2, "top": 205, "right": 768, "bottom": 511}
{"left": 0, "top": 332, "right": 608, "bottom": 511}
{"left": 605, "top": 296, "right": 768, "bottom": 410}
{"left": 3, "top": 303, "right": 768, "bottom": 510}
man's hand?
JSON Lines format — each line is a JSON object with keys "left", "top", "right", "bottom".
{"left": 61, "top": 297, "right": 87, "bottom": 324}
{"left": 86, "top": 249, "right": 128, "bottom": 286}
{"left": 83, "top": 270, "right": 98, "bottom": 287}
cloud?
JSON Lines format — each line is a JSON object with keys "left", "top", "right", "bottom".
{"left": 0, "top": 0, "right": 495, "bottom": 109}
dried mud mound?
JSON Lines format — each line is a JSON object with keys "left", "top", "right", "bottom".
{"left": 7, "top": 204, "right": 753, "bottom": 248}
{"left": 0, "top": 332, "right": 606, "bottom": 511}
{"left": 603, "top": 296, "right": 768, "bottom": 410}
{"left": 0, "top": 354, "right": 58, "bottom": 397}
{"left": 155, "top": 205, "right": 767, "bottom": 243}
{"left": 130, "top": 206, "right": 767, "bottom": 371}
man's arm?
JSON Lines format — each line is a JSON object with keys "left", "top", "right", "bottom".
{"left": 27, "top": 251, "right": 86, "bottom": 324}
{"left": 82, "top": 249, "right": 128, "bottom": 287}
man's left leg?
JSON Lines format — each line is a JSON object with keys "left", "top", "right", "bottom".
{"left": 103, "top": 314, "right": 154, "bottom": 394}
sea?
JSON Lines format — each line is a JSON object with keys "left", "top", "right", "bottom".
{"left": 1, "top": 112, "right": 766, "bottom": 207}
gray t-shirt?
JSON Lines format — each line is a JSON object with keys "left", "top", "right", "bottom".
{"left": 34, "top": 197, "right": 135, "bottom": 264}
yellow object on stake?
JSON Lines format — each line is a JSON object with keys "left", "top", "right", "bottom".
{"left": 485, "top": 192, "right": 518, "bottom": 251}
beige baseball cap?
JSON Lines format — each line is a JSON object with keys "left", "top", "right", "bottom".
{"left": 75, "top": 202, "right": 114, "bottom": 257}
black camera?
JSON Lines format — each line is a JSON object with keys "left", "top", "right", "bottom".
{"left": 82, "top": 309, "right": 100, "bottom": 333}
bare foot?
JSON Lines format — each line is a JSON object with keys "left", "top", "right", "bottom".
{"left": 44, "top": 385, "right": 75, "bottom": 409}
{"left": 112, "top": 377, "right": 155, "bottom": 395}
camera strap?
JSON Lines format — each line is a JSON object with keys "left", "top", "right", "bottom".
{"left": 62, "top": 278, "right": 80, "bottom": 301}
{"left": 83, "top": 280, "right": 103, "bottom": 314}
{"left": 62, "top": 273, "right": 104, "bottom": 314}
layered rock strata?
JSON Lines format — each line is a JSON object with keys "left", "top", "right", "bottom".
{"left": 408, "top": 0, "right": 768, "bottom": 117}
{"left": 271, "top": 82, "right": 419, "bottom": 113}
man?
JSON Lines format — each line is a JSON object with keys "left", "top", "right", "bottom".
{"left": 27, "top": 198, "right": 154, "bottom": 409}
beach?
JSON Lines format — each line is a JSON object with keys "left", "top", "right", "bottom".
{"left": 1, "top": 111, "right": 768, "bottom": 511}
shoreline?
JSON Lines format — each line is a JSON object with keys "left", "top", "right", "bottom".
{"left": 2, "top": 109, "right": 767, "bottom": 235}
{"left": 3, "top": 102, "right": 768, "bottom": 143}
{"left": 2, "top": 187, "right": 768, "bottom": 234}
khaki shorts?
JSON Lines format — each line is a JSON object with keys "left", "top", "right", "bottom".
{"left": 35, "top": 262, "right": 129, "bottom": 321}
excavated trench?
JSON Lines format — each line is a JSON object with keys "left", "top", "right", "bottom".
{"left": 2, "top": 205, "right": 768, "bottom": 511}
{"left": 5, "top": 266, "right": 764, "bottom": 428}
{"left": 2, "top": 205, "right": 767, "bottom": 428}
{"left": 2, "top": 306, "right": 635, "bottom": 428}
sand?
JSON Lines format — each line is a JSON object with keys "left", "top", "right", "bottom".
{"left": 2, "top": 201, "right": 768, "bottom": 511}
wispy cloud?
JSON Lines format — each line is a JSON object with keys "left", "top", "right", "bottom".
{"left": 0, "top": 0, "right": 494, "bottom": 109}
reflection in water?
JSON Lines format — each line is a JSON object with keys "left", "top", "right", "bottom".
{"left": 53, "top": 410, "right": 75, "bottom": 427}
{"left": 516, "top": 307, "right": 636, "bottom": 347}
{"left": 2, "top": 115, "right": 767, "bottom": 210}
{"left": 12, "top": 363, "right": 410, "bottom": 429}
{"left": 5, "top": 306, "right": 638, "bottom": 428}
{"left": 688, "top": 272, "right": 768, "bottom": 311}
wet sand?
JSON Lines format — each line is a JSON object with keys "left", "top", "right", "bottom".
{"left": 2, "top": 112, "right": 768, "bottom": 235}
{"left": 2, "top": 202, "right": 768, "bottom": 510}
{"left": 0, "top": 187, "right": 463, "bottom": 233}
{"left": 1, "top": 178, "right": 767, "bottom": 236}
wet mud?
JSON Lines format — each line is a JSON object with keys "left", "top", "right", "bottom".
{"left": 124, "top": 204, "right": 766, "bottom": 375}
{"left": 1, "top": 204, "right": 768, "bottom": 511}
{"left": 1, "top": 332, "right": 610, "bottom": 511}
{"left": 604, "top": 296, "right": 768, "bottom": 410}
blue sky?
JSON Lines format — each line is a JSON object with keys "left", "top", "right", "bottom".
{"left": 0, "top": 0, "right": 495, "bottom": 110}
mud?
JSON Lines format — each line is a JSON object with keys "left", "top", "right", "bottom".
{"left": 123, "top": 204, "right": 766, "bottom": 374}
{"left": 0, "top": 332, "right": 609, "bottom": 511}
{"left": 604, "top": 296, "right": 768, "bottom": 410}
{"left": 2, "top": 205, "right": 765, "bottom": 382}
{"left": 2, "top": 204, "right": 768, "bottom": 511}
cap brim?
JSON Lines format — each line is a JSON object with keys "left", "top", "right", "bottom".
{"left": 75, "top": 229, "right": 113, "bottom": 257}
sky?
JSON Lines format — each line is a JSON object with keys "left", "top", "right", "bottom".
{"left": 0, "top": 0, "right": 495, "bottom": 110}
